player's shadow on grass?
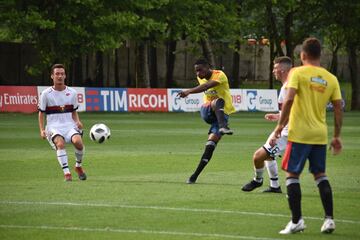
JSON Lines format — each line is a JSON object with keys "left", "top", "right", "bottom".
{"left": 96, "top": 178, "right": 240, "bottom": 187}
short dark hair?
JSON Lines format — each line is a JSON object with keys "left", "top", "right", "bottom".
{"left": 194, "top": 58, "right": 210, "bottom": 66}
{"left": 302, "top": 37, "right": 321, "bottom": 59}
{"left": 274, "top": 56, "right": 292, "bottom": 66}
{"left": 51, "top": 64, "right": 66, "bottom": 74}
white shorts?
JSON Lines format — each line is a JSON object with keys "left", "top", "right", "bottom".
{"left": 263, "top": 132, "right": 288, "bottom": 158}
{"left": 46, "top": 126, "right": 82, "bottom": 150}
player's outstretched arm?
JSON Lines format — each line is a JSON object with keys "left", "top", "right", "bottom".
{"left": 177, "top": 80, "right": 219, "bottom": 98}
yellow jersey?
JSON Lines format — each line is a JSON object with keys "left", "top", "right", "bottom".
{"left": 287, "top": 66, "right": 342, "bottom": 144}
{"left": 197, "top": 70, "right": 235, "bottom": 115}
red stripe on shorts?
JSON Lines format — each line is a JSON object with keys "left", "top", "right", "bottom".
{"left": 282, "top": 141, "right": 293, "bottom": 171}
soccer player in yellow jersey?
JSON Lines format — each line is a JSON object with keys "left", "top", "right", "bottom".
{"left": 178, "top": 58, "right": 235, "bottom": 184}
{"left": 270, "top": 38, "right": 343, "bottom": 234}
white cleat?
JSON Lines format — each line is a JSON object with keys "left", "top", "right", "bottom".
{"left": 321, "top": 218, "right": 335, "bottom": 233}
{"left": 279, "top": 218, "right": 306, "bottom": 234}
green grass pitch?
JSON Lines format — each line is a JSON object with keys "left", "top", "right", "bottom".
{"left": 0, "top": 111, "right": 359, "bottom": 240}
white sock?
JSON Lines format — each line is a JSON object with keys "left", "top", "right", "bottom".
{"left": 57, "top": 149, "right": 70, "bottom": 174}
{"left": 265, "top": 160, "right": 280, "bottom": 188}
{"left": 75, "top": 148, "right": 84, "bottom": 167}
{"left": 253, "top": 167, "right": 264, "bottom": 182}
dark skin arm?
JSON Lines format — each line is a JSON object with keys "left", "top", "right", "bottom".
{"left": 177, "top": 80, "right": 219, "bottom": 98}
{"left": 330, "top": 99, "right": 343, "bottom": 155}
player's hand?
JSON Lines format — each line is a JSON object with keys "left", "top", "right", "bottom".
{"left": 330, "top": 137, "right": 342, "bottom": 155}
{"left": 265, "top": 113, "right": 279, "bottom": 122}
{"left": 76, "top": 121, "right": 83, "bottom": 129}
{"left": 177, "top": 90, "right": 189, "bottom": 98}
{"left": 40, "top": 130, "right": 46, "bottom": 139}
{"left": 270, "top": 125, "right": 283, "bottom": 146}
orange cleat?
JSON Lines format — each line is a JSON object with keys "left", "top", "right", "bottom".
{"left": 75, "top": 167, "right": 87, "bottom": 180}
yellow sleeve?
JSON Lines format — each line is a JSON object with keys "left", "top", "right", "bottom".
{"left": 287, "top": 68, "right": 299, "bottom": 90}
{"left": 331, "top": 79, "right": 342, "bottom": 101}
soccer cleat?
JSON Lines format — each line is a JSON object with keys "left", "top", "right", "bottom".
{"left": 219, "top": 127, "right": 233, "bottom": 135}
{"left": 262, "top": 186, "right": 282, "bottom": 193}
{"left": 75, "top": 166, "right": 87, "bottom": 180}
{"left": 241, "top": 179, "right": 263, "bottom": 192}
{"left": 64, "top": 173, "right": 72, "bottom": 182}
{"left": 321, "top": 218, "right": 335, "bottom": 233}
{"left": 186, "top": 175, "right": 197, "bottom": 184}
{"left": 279, "top": 219, "right": 306, "bottom": 234}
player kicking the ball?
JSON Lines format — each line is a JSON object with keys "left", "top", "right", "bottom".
{"left": 38, "top": 64, "right": 86, "bottom": 181}
{"left": 242, "top": 56, "right": 292, "bottom": 193}
{"left": 178, "top": 58, "right": 235, "bottom": 184}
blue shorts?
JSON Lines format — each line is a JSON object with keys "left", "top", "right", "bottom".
{"left": 282, "top": 141, "right": 327, "bottom": 174}
{"left": 200, "top": 103, "right": 229, "bottom": 137}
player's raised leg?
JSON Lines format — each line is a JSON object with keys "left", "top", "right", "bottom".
{"left": 212, "top": 99, "right": 233, "bottom": 135}
{"left": 72, "top": 134, "right": 87, "bottom": 180}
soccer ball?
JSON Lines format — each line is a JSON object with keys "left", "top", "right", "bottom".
{"left": 89, "top": 123, "right": 111, "bottom": 143}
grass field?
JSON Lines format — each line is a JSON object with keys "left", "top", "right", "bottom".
{"left": 0, "top": 111, "right": 359, "bottom": 240}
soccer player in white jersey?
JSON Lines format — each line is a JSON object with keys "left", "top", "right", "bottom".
{"left": 38, "top": 64, "right": 86, "bottom": 181}
{"left": 242, "top": 56, "right": 292, "bottom": 193}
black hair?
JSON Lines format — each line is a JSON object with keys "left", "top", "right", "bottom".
{"left": 51, "top": 64, "right": 66, "bottom": 74}
{"left": 194, "top": 58, "right": 210, "bottom": 66}
{"left": 302, "top": 37, "right": 321, "bottom": 59}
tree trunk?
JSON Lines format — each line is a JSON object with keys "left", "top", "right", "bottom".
{"left": 95, "top": 51, "right": 103, "bottom": 87}
{"left": 115, "top": 48, "right": 120, "bottom": 87}
{"left": 149, "top": 45, "right": 158, "bottom": 88}
{"left": 72, "top": 56, "right": 82, "bottom": 86}
{"left": 268, "top": 40, "right": 275, "bottom": 89}
{"left": 200, "top": 38, "right": 216, "bottom": 67}
{"left": 284, "top": 11, "right": 294, "bottom": 59}
{"left": 136, "top": 41, "right": 150, "bottom": 88}
{"left": 347, "top": 43, "right": 360, "bottom": 110}
{"left": 166, "top": 40, "right": 177, "bottom": 88}
{"left": 231, "top": 40, "right": 241, "bottom": 88}
{"left": 265, "top": 1, "right": 284, "bottom": 57}
{"left": 330, "top": 45, "right": 340, "bottom": 75}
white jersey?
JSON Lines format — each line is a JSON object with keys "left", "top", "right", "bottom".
{"left": 38, "top": 86, "right": 79, "bottom": 129}
{"left": 278, "top": 82, "right": 288, "bottom": 136}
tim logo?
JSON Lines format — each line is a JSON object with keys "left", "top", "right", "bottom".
{"left": 247, "top": 90, "right": 257, "bottom": 111}
{"left": 171, "top": 90, "right": 184, "bottom": 112}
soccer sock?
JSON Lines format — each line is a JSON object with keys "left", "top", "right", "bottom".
{"left": 191, "top": 141, "right": 216, "bottom": 180}
{"left": 57, "top": 149, "right": 70, "bottom": 174}
{"left": 75, "top": 147, "right": 84, "bottom": 167}
{"left": 286, "top": 177, "right": 302, "bottom": 223}
{"left": 265, "top": 160, "right": 280, "bottom": 188}
{"left": 253, "top": 167, "right": 264, "bottom": 183}
{"left": 316, "top": 176, "right": 333, "bottom": 219}
{"left": 214, "top": 98, "right": 226, "bottom": 128}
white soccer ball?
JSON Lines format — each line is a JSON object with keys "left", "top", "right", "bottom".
{"left": 89, "top": 123, "right": 111, "bottom": 143}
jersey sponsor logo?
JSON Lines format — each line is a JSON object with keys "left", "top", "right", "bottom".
{"left": 311, "top": 77, "right": 327, "bottom": 86}
{"left": 246, "top": 90, "right": 257, "bottom": 111}
{"left": 128, "top": 88, "right": 167, "bottom": 112}
{"left": 86, "top": 88, "right": 128, "bottom": 112}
